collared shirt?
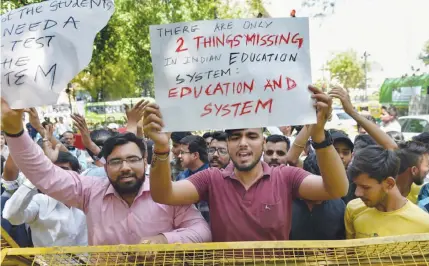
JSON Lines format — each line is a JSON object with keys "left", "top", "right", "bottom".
{"left": 176, "top": 163, "right": 210, "bottom": 223}
{"left": 290, "top": 199, "right": 345, "bottom": 240}
{"left": 188, "top": 161, "right": 309, "bottom": 242}
{"left": 6, "top": 133, "right": 211, "bottom": 245}
{"left": 68, "top": 148, "right": 88, "bottom": 171}
{"left": 3, "top": 184, "right": 88, "bottom": 247}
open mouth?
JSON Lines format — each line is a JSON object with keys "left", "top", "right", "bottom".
{"left": 237, "top": 152, "right": 251, "bottom": 160}
{"left": 120, "top": 176, "right": 136, "bottom": 183}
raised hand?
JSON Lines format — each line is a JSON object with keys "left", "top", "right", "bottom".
{"left": 24, "top": 107, "right": 43, "bottom": 134}
{"left": 142, "top": 103, "right": 169, "bottom": 151}
{"left": 328, "top": 86, "right": 354, "bottom": 114}
{"left": 1, "top": 98, "right": 24, "bottom": 135}
{"left": 42, "top": 142, "right": 61, "bottom": 163}
{"left": 308, "top": 85, "right": 333, "bottom": 139}
{"left": 125, "top": 100, "right": 149, "bottom": 125}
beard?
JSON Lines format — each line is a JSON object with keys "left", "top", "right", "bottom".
{"left": 413, "top": 171, "right": 427, "bottom": 186}
{"left": 231, "top": 153, "right": 262, "bottom": 172}
{"left": 109, "top": 173, "right": 145, "bottom": 195}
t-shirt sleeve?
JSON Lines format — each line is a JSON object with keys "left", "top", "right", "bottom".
{"left": 187, "top": 169, "right": 212, "bottom": 202}
{"left": 280, "top": 166, "right": 310, "bottom": 199}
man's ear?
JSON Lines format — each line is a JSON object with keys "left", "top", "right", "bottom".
{"left": 384, "top": 176, "right": 396, "bottom": 190}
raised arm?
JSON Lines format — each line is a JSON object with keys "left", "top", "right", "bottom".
{"left": 1, "top": 99, "right": 93, "bottom": 210}
{"left": 142, "top": 102, "right": 201, "bottom": 205}
{"left": 71, "top": 114, "right": 101, "bottom": 157}
{"left": 2, "top": 180, "right": 39, "bottom": 225}
{"left": 298, "top": 86, "right": 349, "bottom": 200}
{"left": 329, "top": 87, "right": 397, "bottom": 150}
{"left": 286, "top": 125, "right": 311, "bottom": 167}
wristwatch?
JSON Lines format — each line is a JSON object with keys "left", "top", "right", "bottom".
{"left": 311, "top": 130, "right": 333, "bottom": 150}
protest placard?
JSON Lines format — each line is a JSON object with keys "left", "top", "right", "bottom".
{"left": 1, "top": 0, "right": 115, "bottom": 109}
{"left": 149, "top": 18, "right": 316, "bottom": 132}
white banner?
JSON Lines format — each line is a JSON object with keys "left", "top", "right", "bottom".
{"left": 1, "top": 0, "right": 115, "bottom": 109}
{"left": 150, "top": 17, "right": 316, "bottom": 132}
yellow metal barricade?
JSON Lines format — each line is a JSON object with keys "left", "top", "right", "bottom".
{"left": 1, "top": 233, "right": 428, "bottom": 265}
{"left": 1, "top": 227, "right": 34, "bottom": 265}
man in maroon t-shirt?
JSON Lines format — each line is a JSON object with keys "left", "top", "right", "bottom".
{"left": 143, "top": 85, "right": 349, "bottom": 242}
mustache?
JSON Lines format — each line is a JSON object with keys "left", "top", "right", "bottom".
{"left": 118, "top": 173, "right": 137, "bottom": 179}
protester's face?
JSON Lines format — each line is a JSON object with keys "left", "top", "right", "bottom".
{"left": 0, "top": 135, "right": 5, "bottom": 147}
{"left": 204, "top": 137, "right": 213, "bottom": 147}
{"left": 172, "top": 142, "right": 181, "bottom": 158}
{"left": 334, "top": 141, "right": 352, "bottom": 169}
{"left": 227, "top": 128, "right": 264, "bottom": 172}
{"left": 354, "top": 173, "right": 392, "bottom": 208}
{"left": 105, "top": 142, "right": 145, "bottom": 195}
{"left": 208, "top": 140, "right": 230, "bottom": 169}
{"left": 413, "top": 153, "right": 429, "bottom": 185}
{"left": 63, "top": 132, "right": 75, "bottom": 146}
{"left": 178, "top": 144, "right": 195, "bottom": 169}
{"left": 54, "top": 162, "right": 72, "bottom": 171}
{"left": 263, "top": 141, "right": 288, "bottom": 167}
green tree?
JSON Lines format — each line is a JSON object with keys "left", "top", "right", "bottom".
{"left": 327, "top": 50, "right": 366, "bottom": 90}
{"left": 2, "top": 0, "right": 262, "bottom": 101}
{"left": 420, "top": 40, "right": 429, "bottom": 65}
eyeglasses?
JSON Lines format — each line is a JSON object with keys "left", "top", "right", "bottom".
{"left": 208, "top": 147, "right": 228, "bottom": 155}
{"left": 107, "top": 156, "right": 143, "bottom": 168}
{"left": 179, "top": 151, "right": 191, "bottom": 155}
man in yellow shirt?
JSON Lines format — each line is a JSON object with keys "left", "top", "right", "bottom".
{"left": 345, "top": 145, "right": 429, "bottom": 239}
{"left": 395, "top": 141, "right": 429, "bottom": 204}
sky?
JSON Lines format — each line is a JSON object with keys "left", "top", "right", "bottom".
{"left": 263, "top": 0, "right": 429, "bottom": 82}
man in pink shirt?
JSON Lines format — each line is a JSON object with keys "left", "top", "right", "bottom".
{"left": 1, "top": 99, "right": 211, "bottom": 245}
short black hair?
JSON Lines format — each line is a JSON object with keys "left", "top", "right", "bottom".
{"left": 357, "top": 115, "right": 376, "bottom": 130}
{"left": 90, "top": 129, "right": 116, "bottom": 147}
{"left": 354, "top": 134, "right": 377, "bottom": 152}
{"left": 171, "top": 131, "right": 192, "bottom": 143}
{"left": 303, "top": 153, "right": 320, "bottom": 175}
{"left": 386, "top": 131, "right": 404, "bottom": 143}
{"left": 387, "top": 106, "right": 398, "bottom": 117}
{"left": 348, "top": 145, "right": 400, "bottom": 183}
{"left": 396, "top": 141, "right": 429, "bottom": 174}
{"left": 180, "top": 135, "right": 208, "bottom": 163}
{"left": 62, "top": 131, "right": 74, "bottom": 137}
{"left": 56, "top": 151, "right": 80, "bottom": 173}
{"left": 413, "top": 132, "right": 429, "bottom": 144}
{"left": 101, "top": 132, "right": 146, "bottom": 159}
{"left": 265, "top": 134, "right": 290, "bottom": 151}
{"left": 202, "top": 132, "right": 213, "bottom": 139}
{"left": 211, "top": 131, "right": 228, "bottom": 142}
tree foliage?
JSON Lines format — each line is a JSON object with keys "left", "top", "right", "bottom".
{"left": 2, "top": 0, "right": 261, "bottom": 101}
{"left": 420, "top": 40, "right": 429, "bottom": 66}
{"left": 327, "top": 50, "right": 366, "bottom": 90}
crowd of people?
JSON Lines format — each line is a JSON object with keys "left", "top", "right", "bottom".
{"left": 1, "top": 86, "right": 428, "bottom": 249}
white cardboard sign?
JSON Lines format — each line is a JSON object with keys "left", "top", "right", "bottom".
{"left": 149, "top": 18, "right": 316, "bottom": 132}
{"left": 1, "top": 0, "right": 115, "bottom": 109}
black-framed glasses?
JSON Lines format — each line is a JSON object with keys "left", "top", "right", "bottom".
{"left": 179, "top": 151, "right": 192, "bottom": 155}
{"left": 208, "top": 147, "right": 228, "bottom": 155}
{"left": 107, "top": 156, "right": 143, "bottom": 168}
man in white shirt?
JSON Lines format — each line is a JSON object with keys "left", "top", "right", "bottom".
{"left": 380, "top": 106, "right": 401, "bottom": 132}
{"left": 3, "top": 151, "right": 88, "bottom": 247}
{"left": 61, "top": 131, "right": 88, "bottom": 170}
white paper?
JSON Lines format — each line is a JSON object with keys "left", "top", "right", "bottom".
{"left": 1, "top": 0, "right": 115, "bottom": 109}
{"left": 149, "top": 18, "right": 316, "bottom": 132}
